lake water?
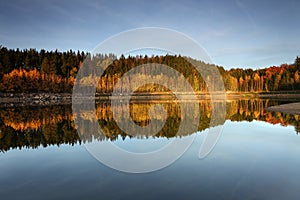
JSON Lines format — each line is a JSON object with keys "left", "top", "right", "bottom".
{"left": 1, "top": 99, "right": 300, "bottom": 199}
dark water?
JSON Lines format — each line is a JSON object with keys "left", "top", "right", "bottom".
{"left": 0, "top": 99, "right": 300, "bottom": 199}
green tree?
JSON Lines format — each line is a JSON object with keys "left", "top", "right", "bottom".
{"left": 295, "top": 56, "right": 300, "bottom": 70}
{"left": 41, "top": 57, "right": 56, "bottom": 74}
{"left": 0, "top": 62, "right": 3, "bottom": 79}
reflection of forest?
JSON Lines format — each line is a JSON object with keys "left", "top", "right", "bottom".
{"left": 0, "top": 99, "right": 299, "bottom": 152}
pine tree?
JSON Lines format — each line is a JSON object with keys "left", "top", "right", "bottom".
{"left": 295, "top": 56, "right": 300, "bottom": 70}
{"left": 41, "top": 57, "right": 56, "bottom": 74}
{"left": 0, "top": 62, "right": 3, "bottom": 80}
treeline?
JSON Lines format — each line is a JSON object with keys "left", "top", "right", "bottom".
{"left": 0, "top": 46, "right": 86, "bottom": 92}
{"left": 1, "top": 45, "right": 300, "bottom": 93}
{"left": 80, "top": 54, "right": 300, "bottom": 93}
{"left": 0, "top": 46, "right": 86, "bottom": 76}
{"left": 227, "top": 59, "right": 300, "bottom": 91}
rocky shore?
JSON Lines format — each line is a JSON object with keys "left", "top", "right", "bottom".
{"left": 1, "top": 92, "right": 300, "bottom": 107}
{"left": 0, "top": 93, "right": 72, "bottom": 107}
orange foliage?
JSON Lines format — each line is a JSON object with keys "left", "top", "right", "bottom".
{"left": 0, "top": 68, "right": 74, "bottom": 93}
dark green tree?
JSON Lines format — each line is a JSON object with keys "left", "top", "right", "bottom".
{"left": 41, "top": 57, "right": 56, "bottom": 74}
{"left": 295, "top": 56, "right": 300, "bottom": 70}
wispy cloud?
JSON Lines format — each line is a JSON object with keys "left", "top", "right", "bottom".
{"left": 1, "top": 0, "right": 300, "bottom": 69}
{"left": 48, "top": 4, "right": 87, "bottom": 23}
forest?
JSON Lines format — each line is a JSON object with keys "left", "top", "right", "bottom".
{"left": 0, "top": 45, "right": 300, "bottom": 93}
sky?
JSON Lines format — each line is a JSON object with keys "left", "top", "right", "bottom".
{"left": 0, "top": 0, "right": 299, "bottom": 69}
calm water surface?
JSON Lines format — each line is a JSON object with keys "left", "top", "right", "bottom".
{"left": 0, "top": 99, "right": 300, "bottom": 200}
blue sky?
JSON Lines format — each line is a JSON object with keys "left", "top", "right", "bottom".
{"left": 0, "top": 0, "right": 299, "bottom": 69}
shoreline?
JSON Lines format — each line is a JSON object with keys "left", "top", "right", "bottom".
{"left": 1, "top": 92, "right": 300, "bottom": 100}
{"left": 1, "top": 92, "right": 300, "bottom": 107}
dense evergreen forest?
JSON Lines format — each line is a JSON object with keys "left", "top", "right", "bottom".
{"left": 0, "top": 45, "right": 300, "bottom": 93}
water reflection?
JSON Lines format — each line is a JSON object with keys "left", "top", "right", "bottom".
{"left": 0, "top": 99, "right": 299, "bottom": 152}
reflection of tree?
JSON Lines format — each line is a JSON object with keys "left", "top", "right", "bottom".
{"left": 0, "top": 106, "right": 79, "bottom": 152}
{"left": 0, "top": 106, "right": 74, "bottom": 131}
{"left": 294, "top": 121, "right": 300, "bottom": 134}
{"left": 0, "top": 99, "right": 299, "bottom": 152}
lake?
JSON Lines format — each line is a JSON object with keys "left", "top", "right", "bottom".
{"left": 1, "top": 98, "right": 300, "bottom": 199}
